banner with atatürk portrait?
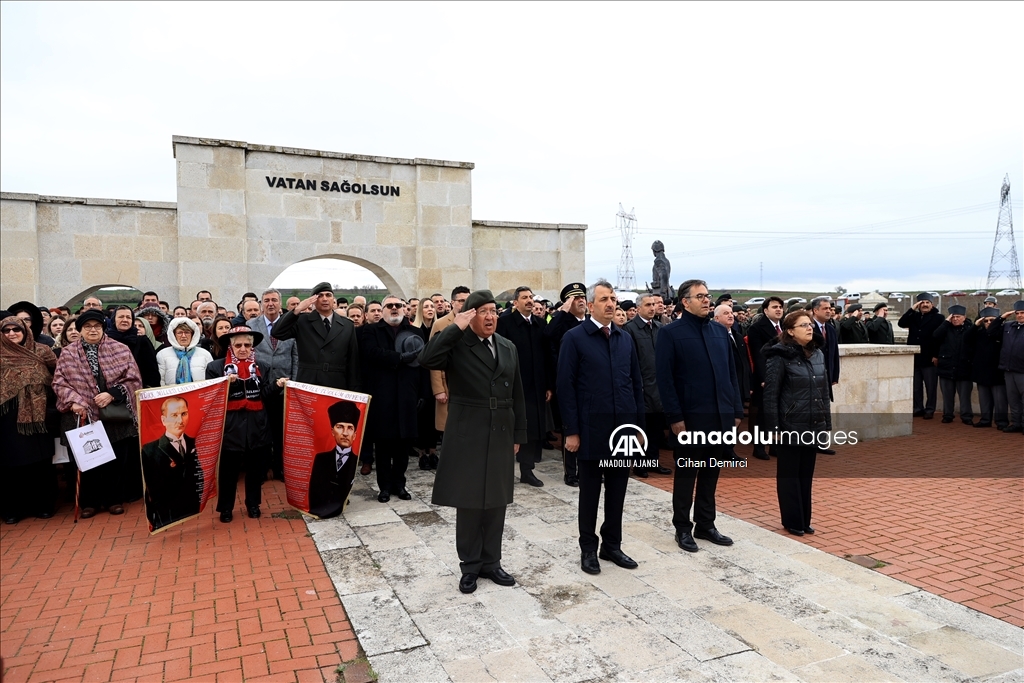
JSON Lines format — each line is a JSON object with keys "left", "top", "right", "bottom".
{"left": 136, "top": 377, "right": 230, "bottom": 534}
{"left": 282, "top": 381, "right": 371, "bottom": 519}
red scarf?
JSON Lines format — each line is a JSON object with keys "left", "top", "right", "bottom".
{"left": 225, "top": 347, "right": 263, "bottom": 411}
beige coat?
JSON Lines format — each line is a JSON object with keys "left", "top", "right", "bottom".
{"left": 429, "top": 310, "right": 456, "bottom": 430}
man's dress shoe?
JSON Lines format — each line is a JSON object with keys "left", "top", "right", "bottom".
{"left": 520, "top": 472, "right": 544, "bottom": 487}
{"left": 394, "top": 488, "right": 412, "bottom": 500}
{"left": 786, "top": 527, "right": 805, "bottom": 536}
{"left": 654, "top": 465, "right": 672, "bottom": 475}
{"left": 804, "top": 526, "right": 815, "bottom": 534}
{"left": 479, "top": 567, "right": 516, "bottom": 586}
{"left": 676, "top": 530, "right": 698, "bottom": 553}
{"left": 459, "top": 573, "right": 478, "bottom": 594}
{"left": 598, "top": 546, "right": 638, "bottom": 569}
{"left": 377, "top": 490, "right": 391, "bottom": 503}
{"left": 581, "top": 551, "right": 601, "bottom": 574}
{"left": 694, "top": 527, "right": 733, "bottom": 546}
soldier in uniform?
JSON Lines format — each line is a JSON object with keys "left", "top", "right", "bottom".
{"left": 418, "top": 290, "right": 527, "bottom": 594}
{"left": 544, "top": 283, "right": 588, "bottom": 486}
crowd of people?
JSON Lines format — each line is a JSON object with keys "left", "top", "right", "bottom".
{"left": 2, "top": 282, "right": 1022, "bottom": 586}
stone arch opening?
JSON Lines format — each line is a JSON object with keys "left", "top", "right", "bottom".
{"left": 62, "top": 284, "right": 144, "bottom": 310}
{"left": 268, "top": 254, "right": 407, "bottom": 300}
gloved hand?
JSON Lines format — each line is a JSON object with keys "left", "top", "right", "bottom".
{"left": 400, "top": 350, "right": 420, "bottom": 364}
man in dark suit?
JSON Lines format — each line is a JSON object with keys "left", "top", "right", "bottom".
{"left": 360, "top": 294, "right": 422, "bottom": 503}
{"left": 899, "top": 293, "right": 946, "bottom": 419}
{"left": 419, "top": 290, "right": 527, "bottom": 595}
{"left": 248, "top": 288, "right": 298, "bottom": 480}
{"left": 308, "top": 400, "right": 361, "bottom": 519}
{"left": 544, "top": 282, "right": 589, "bottom": 487}
{"left": 656, "top": 279, "right": 744, "bottom": 554}
{"left": 270, "top": 282, "right": 361, "bottom": 391}
{"left": 141, "top": 397, "right": 203, "bottom": 530}
{"left": 865, "top": 303, "right": 895, "bottom": 344}
{"left": 497, "top": 286, "right": 551, "bottom": 487}
{"left": 808, "top": 296, "right": 841, "bottom": 455}
{"left": 623, "top": 293, "right": 672, "bottom": 477}
{"left": 746, "top": 296, "right": 785, "bottom": 460}
{"left": 558, "top": 279, "right": 645, "bottom": 576}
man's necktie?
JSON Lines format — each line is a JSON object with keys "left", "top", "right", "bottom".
{"left": 268, "top": 321, "right": 278, "bottom": 350}
{"left": 646, "top": 321, "right": 652, "bottom": 331}
{"left": 483, "top": 337, "right": 495, "bottom": 358}
{"left": 323, "top": 317, "right": 331, "bottom": 334}
{"left": 821, "top": 324, "right": 827, "bottom": 340}
{"left": 602, "top": 326, "right": 611, "bottom": 339}
{"left": 774, "top": 323, "right": 781, "bottom": 336}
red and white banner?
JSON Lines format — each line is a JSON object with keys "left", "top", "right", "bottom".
{"left": 283, "top": 381, "right": 371, "bottom": 519}
{"left": 136, "top": 377, "right": 230, "bottom": 534}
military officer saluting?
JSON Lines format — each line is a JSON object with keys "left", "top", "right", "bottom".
{"left": 418, "top": 290, "right": 527, "bottom": 594}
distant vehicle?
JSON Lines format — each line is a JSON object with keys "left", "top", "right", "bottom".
{"left": 785, "top": 297, "right": 806, "bottom": 306}
{"left": 744, "top": 297, "right": 765, "bottom": 306}
{"left": 888, "top": 292, "right": 907, "bottom": 300}
{"left": 927, "top": 292, "right": 940, "bottom": 298}
{"left": 944, "top": 290, "right": 967, "bottom": 297}
{"left": 844, "top": 292, "right": 861, "bottom": 301}
{"left": 996, "top": 289, "right": 1021, "bottom": 296}
{"left": 970, "top": 290, "right": 988, "bottom": 296}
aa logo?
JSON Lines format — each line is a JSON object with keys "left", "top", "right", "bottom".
{"left": 608, "top": 424, "right": 647, "bottom": 457}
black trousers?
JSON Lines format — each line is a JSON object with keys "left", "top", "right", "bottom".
{"left": 79, "top": 436, "right": 134, "bottom": 509}
{"left": 217, "top": 447, "right": 268, "bottom": 512}
{"left": 264, "top": 393, "right": 285, "bottom": 478}
{"left": 375, "top": 437, "right": 412, "bottom": 493}
{"left": 913, "top": 366, "right": 939, "bottom": 414}
{"left": 577, "top": 460, "right": 630, "bottom": 553}
{"left": 1, "top": 460, "right": 57, "bottom": 519}
{"left": 978, "top": 384, "right": 1009, "bottom": 427}
{"left": 456, "top": 506, "right": 506, "bottom": 575}
{"left": 672, "top": 445, "right": 723, "bottom": 533}
{"left": 940, "top": 378, "right": 974, "bottom": 420}
{"left": 635, "top": 412, "right": 665, "bottom": 473}
{"left": 359, "top": 440, "right": 375, "bottom": 466}
{"left": 776, "top": 445, "right": 816, "bottom": 531}
{"left": 517, "top": 440, "right": 541, "bottom": 474}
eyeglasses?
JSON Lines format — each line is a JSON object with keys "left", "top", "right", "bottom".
{"left": 2, "top": 327, "right": 22, "bottom": 334}
{"left": 383, "top": 303, "right": 404, "bottom": 309}
{"left": 685, "top": 294, "right": 712, "bottom": 302}
{"left": 454, "top": 297, "right": 468, "bottom": 304}
{"left": 793, "top": 323, "right": 815, "bottom": 329}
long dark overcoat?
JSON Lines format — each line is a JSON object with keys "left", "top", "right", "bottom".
{"left": 418, "top": 324, "right": 527, "bottom": 509}
{"left": 270, "top": 309, "right": 361, "bottom": 391}
{"left": 496, "top": 311, "right": 551, "bottom": 442}
{"left": 359, "top": 319, "right": 422, "bottom": 441}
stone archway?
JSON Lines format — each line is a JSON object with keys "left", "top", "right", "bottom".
{"left": 269, "top": 254, "right": 407, "bottom": 300}
{"left": 63, "top": 284, "right": 144, "bottom": 309}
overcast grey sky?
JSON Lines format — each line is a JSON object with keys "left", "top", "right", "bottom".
{"left": 2, "top": 2, "right": 1021, "bottom": 294}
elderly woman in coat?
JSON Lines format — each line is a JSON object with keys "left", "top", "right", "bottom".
{"left": 1, "top": 315, "right": 58, "bottom": 523}
{"left": 157, "top": 317, "right": 214, "bottom": 386}
{"left": 53, "top": 310, "right": 143, "bottom": 518}
{"left": 206, "top": 326, "right": 286, "bottom": 522}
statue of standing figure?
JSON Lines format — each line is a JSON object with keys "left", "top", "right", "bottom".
{"left": 648, "top": 240, "right": 675, "bottom": 302}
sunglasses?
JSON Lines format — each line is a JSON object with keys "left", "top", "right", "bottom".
{"left": 2, "top": 326, "right": 22, "bottom": 334}
{"left": 383, "top": 303, "right": 404, "bottom": 309}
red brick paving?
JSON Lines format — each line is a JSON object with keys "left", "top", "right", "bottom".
{"left": 640, "top": 417, "right": 1024, "bottom": 627}
{"left": 1, "top": 479, "right": 359, "bottom": 683}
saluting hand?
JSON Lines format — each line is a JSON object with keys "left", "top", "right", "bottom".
{"left": 454, "top": 308, "right": 476, "bottom": 330}
{"left": 297, "top": 295, "right": 318, "bottom": 313}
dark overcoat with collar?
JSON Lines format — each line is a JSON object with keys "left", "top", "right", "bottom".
{"left": 418, "top": 324, "right": 527, "bottom": 509}
{"left": 359, "top": 319, "right": 422, "bottom": 441}
{"left": 811, "top": 320, "right": 841, "bottom": 385}
{"left": 496, "top": 311, "right": 552, "bottom": 442}
{"left": 556, "top": 320, "right": 645, "bottom": 461}
{"left": 270, "top": 308, "right": 361, "bottom": 391}
{"left": 622, "top": 315, "right": 663, "bottom": 413}
{"left": 656, "top": 310, "right": 745, "bottom": 437}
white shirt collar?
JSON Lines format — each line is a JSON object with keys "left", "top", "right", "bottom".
{"left": 589, "top": 318, "right": 611, "bottom": 332}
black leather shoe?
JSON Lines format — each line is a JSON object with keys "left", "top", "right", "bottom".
{"left": 923, "top": 412, "right": 934, "bottom": 420}
{"left": 395, "top": 488, "right": 412, "bottom": 500}
{"left": 220, "top": 511, "right": 233, "bottom": 523}
{"left": 786, "top": 527, "right": 805, "bottom": 536}
{"left": 817, "top": 448, "right": 836, "bottom": 455}
{"left": 564, "top": 475, "right": 579, "bottom": 487}
{"left": 377, "top": 490, "right": 391, "bottom": 503}
{"left": 37, "top": 511, "right": 54, "bottom": 519}
{"left": 419, "top": 455, "right": 430, "bottom": 470}
{"left": 459, "top": 573, "right": 478, "bottom": 594}
{"left": 655, "top": 465, "right": 673, "bottom": 475}
{"left": 581, "top": 551, "right": 601, "bottom": 574}
{"left": 676, "top": 530, "right": 698, "bottom": 553}
{"left": 753, "top": 449, "right": 770, "bottom": 460}
{"left": 694, "top": 527, "right": 733, "bottom": 546}
{"left": 973, "top": 421, "right": 991, "bottom": 428}
{"left": 961, "top": 419, "right": 973, "bottom": 425}
{"left": 598, "top": 547, "right": 638, "bottom": 569}
{"left": 941, "top": 416, "right": 953, "bottom": 423}
{"left": 3, "top": 516, "right": 18, "bottom": 525}
{"left": 1003, "top": 424, "right": 1023, "bottom": 433}
{"left": 247, "top": 506, "right": 261, "bottom": 519}
{"left": 520, "top": 472, "right": 544, "bottom": 487}
{"left": 804, "top": 526, "right": 815, "bottom": 534}
{"left": 480, "top": 566, "right": 516, "bottom": 586}
{"left": 633, "top": 469, "right": 649, "bottom": 478}
{"left": 80, "top": 507, "right": 96, "bottom": 519}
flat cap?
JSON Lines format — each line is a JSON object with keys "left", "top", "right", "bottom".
{"left": 873, "top": 302, "right": 888, "bottom": 312}
{"left": 560, "top": 282, "right": 586, "bottom": 302}
{"left": 846, "top": 303, "right": 863, "bottom": 313}
{"left": 980, "top": 307, "right": 1000, "bottom": 318}
{"left": 464, "top": 290, "right": 497, "bottom": 311}
{"left": 1015, "top": 300, "right": 1024, "bottom": 312}
{"left": 311, "top": 282, "right": 334, "bottom": 296}
{"left": 915, "top": 292, "right": 934, "bottom": 302}
{"left": 948, "top": 305, "right": 967, "bottom": 316}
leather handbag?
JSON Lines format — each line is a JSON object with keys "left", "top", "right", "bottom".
{"left": 97, "top": 373, "right": 133, "bottom": 424}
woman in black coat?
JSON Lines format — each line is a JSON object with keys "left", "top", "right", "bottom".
{"left": 762, "top": 310, "right": 831, "bottom": 536}
{"left": 108, "top": 306, "right": 161, "bottom": 388}
{"left": 206, "top": 327, "right": 285, "bottom": 522}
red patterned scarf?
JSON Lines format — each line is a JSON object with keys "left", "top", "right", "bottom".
{"left": 224, "top": 346, "right": 263, "bottom": 411}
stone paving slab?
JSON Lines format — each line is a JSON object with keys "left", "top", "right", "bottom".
{"left": 309, "top": 459, "right": 1023, "bottom": 682}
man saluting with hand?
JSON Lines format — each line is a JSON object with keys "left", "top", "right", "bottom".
{"left": 418, "top": 290, "right": 527, "bottom": 594}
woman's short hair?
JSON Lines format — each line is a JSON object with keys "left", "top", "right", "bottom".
{"left": 780, "top": 309, "right": 816, "bottom": 356}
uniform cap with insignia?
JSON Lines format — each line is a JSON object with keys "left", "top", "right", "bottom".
{"left": 560, "top": 282, "right": 586, "bottom": 302}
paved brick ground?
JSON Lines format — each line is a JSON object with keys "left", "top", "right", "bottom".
{"left": 640, "top": 417, "right": 1024, "bottom": 627}
{"left": 0, "top": 479, "right": 360, "bottom": 683}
